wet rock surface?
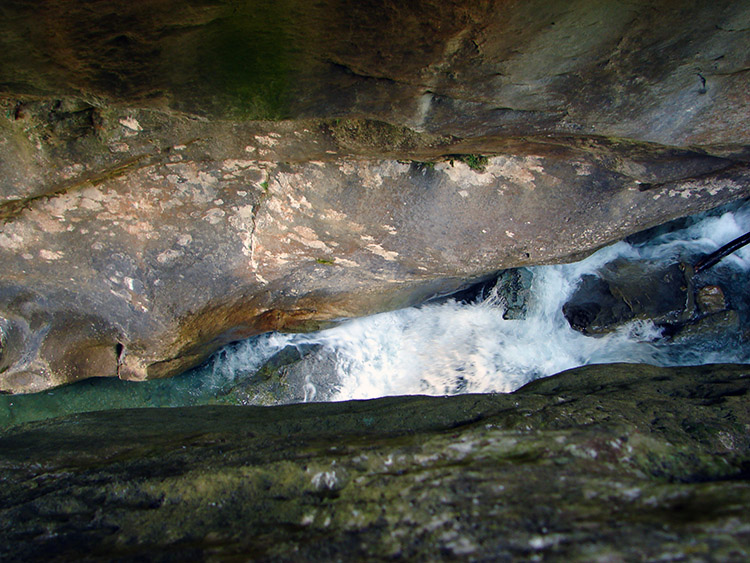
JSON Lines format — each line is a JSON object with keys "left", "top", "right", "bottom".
{"left": 495, "top": 268, "right": 534, "bottom": 320}
{"left": 2, "top": 363, "right": 750, "bottom": 561}
{"left": 697, "top": 284, "right": 728, "bottom": 314}
{"left": 561, "top": 250, "right": 750, "bottom": 350}
{"left": 563, "top": 260, "right": 696, "bottom": 335}
{"left": 226, "top": 344, "right": 341, "bottom": 405}
{"left": 670, "top": 309, "right": 741, "bottom": 345}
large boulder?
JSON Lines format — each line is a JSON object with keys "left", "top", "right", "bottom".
{"left": 563, "top": 259, "right": 696, "bottom": 334}
{"left": 1, "top": 1, "right": 749, "bottom": 391}
{"left": 1, "top": 114, "right": 747, "bottom": 392}
{"left": 2, "top": 363, "right": 750, "bottom": 560}
{"left": 2, "top": 0, "right": 749, "bottom": 147}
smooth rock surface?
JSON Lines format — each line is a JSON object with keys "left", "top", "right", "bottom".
{"left": 2, "top": 0, "right": 750, "bottom": 146}
{"left": 1, "top": 108, "right": 748, "bottom": 392}
{"left": 563, "top": 259, "right": 696, "bottom": 335}
{"left": 2, "top": 363, "right": 750, "bottom": 561}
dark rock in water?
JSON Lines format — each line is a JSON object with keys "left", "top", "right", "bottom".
{"left": 562, "top": 257, "right": 748, "bottom": 351}
{"left": 496, "top": 267, "right": 534, "bottom": 320}
{"left": 252, "top": 343, "right": 319, "bottom": 382}
{"left": 564, "top": 260, "right": 695, "bottom": 335}
{"left": 669, "top": 310, "right": 741, "bottom": 345}
{"left": 432, "top": 268, "right": 533, "bottom": 319}
{"left": 2, "top": 363, "right": 750, "bottom": 561}
{"left": 697, "top": 284, "right": 727, "bottom": 314}
{"left": 430, "top": 268, "right": 533, "bottom": 319}
{"left": 563, "top": 274, "right": 629, "bottom": 333}
{"left": 227, "top": 344, "right": 340, "bottom": 405}
{"left": 605, "top": 261, "right": 695, "bottom": 324}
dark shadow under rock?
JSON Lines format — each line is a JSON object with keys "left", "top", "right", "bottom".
{"left": 429, "top": 267, "right": 534, "bottom": 319}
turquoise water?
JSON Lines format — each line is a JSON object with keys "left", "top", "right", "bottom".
{"left": 0, "top": 370, "right": 241, "bottom": 428}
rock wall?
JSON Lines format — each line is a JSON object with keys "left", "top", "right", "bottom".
{"left": 1, "top": 1, "right": 749, "bottom": 391}
{"left": 3, "top": 0, "right": 749, "bottom": 145}
{"left": 2, "top": 363, "right": 750, "bottom": 560}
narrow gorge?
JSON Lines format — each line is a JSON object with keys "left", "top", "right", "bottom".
{"left": 1, "top": 1, "right": 750, "bottom": 560}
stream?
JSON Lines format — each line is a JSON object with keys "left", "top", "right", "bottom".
{"left": 2, "top": 198, "right": 749, "bottom": 428}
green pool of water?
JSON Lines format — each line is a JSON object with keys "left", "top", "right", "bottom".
{"left": 0, "top": 366, "right": 239, "bottom": 429}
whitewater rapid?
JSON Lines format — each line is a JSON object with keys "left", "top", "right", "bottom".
{"left": 206, "top": 199, "right": 750, "bottom": 402}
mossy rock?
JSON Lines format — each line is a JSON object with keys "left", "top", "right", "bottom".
{"left": 2, "top": 363, "right": 750, "bottom": 560}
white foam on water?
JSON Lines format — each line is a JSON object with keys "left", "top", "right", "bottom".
{"left": 212, "top": 200, "right": 750, "bottom": 402}
{"left": 207, "top": 332, "right": 295, "bottom": 389}
{"left": 289, "top": 243, "right": 664, "bottom": 400}
{"left": 638, "top": 207, "right": 750, "bottom": 268}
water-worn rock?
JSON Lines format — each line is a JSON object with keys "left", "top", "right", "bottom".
{"left": 494, "top": 267, "right": 534, "bottom": 319}
{"left": 2, "top": 363, "right": 750, "bottom": 561}
{"left": 697, "top": 284, "right": 728, "bottom": 314}
{"left": 228, "top": 343, "right": 341, "bottom": 405}
{"left": 563, "top": 259, "right": 697, "bottom": 334}
{"left": 1, "top": 0, "right": 750, "bottom": 391}
{"left": 1, "top": 111, "right": 747, "bottom": 393}
{"left": 670, "top": 310, "right": 741, "bottom": 345}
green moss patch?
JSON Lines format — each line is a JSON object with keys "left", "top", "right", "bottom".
{"left": 196, "top": 3, "right": 297, "bottom": 120}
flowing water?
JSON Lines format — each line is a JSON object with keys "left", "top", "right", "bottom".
{"left": 210, "top": 198, "right": 750, "bottom": 401}
{"left": 2, "top": 199, "right": 749, "bottom": 427}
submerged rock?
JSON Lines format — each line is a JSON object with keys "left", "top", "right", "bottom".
{"left": 561, "top": 251, "right": 750, "bottom": 359}
{"left": 2, "top": 363, "right": 750, "bottom": 561}
{"left": 226, "top": 343, "right": 341, "bottom": 405}
{"left": 697, "top": 284, "right": 728, "bottom": 314}
{"left": 669, "top": 310, "right": 741, "bottom": 345}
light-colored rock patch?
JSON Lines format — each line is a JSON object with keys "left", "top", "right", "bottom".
{"left": 39, "top": 249, "right": 63, "bottom": 260}
{"left": 486, "top": 156, "right": 546, "bottom": 189}
{"left": 157, "top": 249, "right": 183, "bottom": 264}
{"left": 118, "top": 116, "right": 143, "bottom": 131}
{"left": 254, "top": 135, "right": 279, "bottom": 147}
{"left": 366, "top": 243, "right": 398, "bottom": 261}
{"left": 334, "top": 257, "right": 359, "bottom": 268}
{"left": 222, "top": 159, "right": 256, "bottom": 171}
{"left": 438, "top": 161, "right": 495, "bottom": 186}
{"left": 203, "top": 208, "right": 226, "bottom": 224}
